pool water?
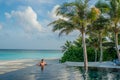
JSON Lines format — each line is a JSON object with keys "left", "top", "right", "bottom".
{"left": 0, "top": 59, "right": 120, "bottom": 80}
{"left": 79, "top": 67, "right": 120, "bottom": 80}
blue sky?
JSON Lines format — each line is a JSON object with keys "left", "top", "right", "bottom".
{"left": 0, "top": 0, "right": 97, "bottom": 49}
{"left": 0, "top": 0, "right": 81, "bottom": 49}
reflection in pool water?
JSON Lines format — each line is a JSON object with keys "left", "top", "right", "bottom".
{"left": 33, "top": 64, "right": 120, "bottom": 80}
{"left": 79, "top": 67, "right": 120, "bottom": 80}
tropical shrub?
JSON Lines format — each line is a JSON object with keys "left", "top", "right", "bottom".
{"left": 103, "top": 47, "right": 117, "bottom": 61}
{"left": 61, "top": 46, "right": 117, "bottom": 63}
{"left": 60, "top": 46, "right": 83, "bottom": 63}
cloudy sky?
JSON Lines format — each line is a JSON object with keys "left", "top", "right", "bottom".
{"left": 0, "top": 0, "right": 97, "bottom": 50}
{"left": 0, "top": 0, "right": 81, "bottom": 49}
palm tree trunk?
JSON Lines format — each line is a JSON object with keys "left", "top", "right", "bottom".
{"left": 99, "top": 33, "right": 103, "bottom": 62}
{"left": 95, "top": 49, "right": 97, "bottom": 62}
{"left": 115, "top": 32, "right": 120, "bottom": 61}
{"left": 82, "top": 31, "right": 88, "bottom": 73}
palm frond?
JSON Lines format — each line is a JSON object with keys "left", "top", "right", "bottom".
{"left": 56, "top": 2, "right": 76, "bottom": 18}
{"left": 95, "top": 0, "right": 110, "bottom": 13}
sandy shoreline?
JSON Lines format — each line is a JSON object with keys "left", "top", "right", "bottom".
{"left": 0, "top": 58, "right": 60, "bottom": 65}
{"left": 0, "top": 58, "right": 60, "bottom": 74}
{"left": 0, "top": 59, "right": 82, "bottom": 80}
{"left": 0, "top": 59, "right": 36, "bottom": 74}
{"left": 1, "top": 59, "right": 120, "bottom": 75}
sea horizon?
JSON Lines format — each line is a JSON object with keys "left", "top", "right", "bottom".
{"left": 0, "top": 49, "right": 62, "bottom": 51}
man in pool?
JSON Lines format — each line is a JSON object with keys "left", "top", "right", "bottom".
{"left": 38, "top": 59, "right": 47, "bottom": 71}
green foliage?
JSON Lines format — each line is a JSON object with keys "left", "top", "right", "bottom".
{"left": 60, "top": 46, "right": 83, "bottom": 63}
{"left": 87, "top": 48, "right": 96, "bottom": 61}
{"left": 49, "top": 0, "right": 120, "bottom": 62}
{"left": 61, "top": 46, "right": 97, "bottom": 63}
{"left": 103, "top": 47, "right": 117, "bottom": 61}
{"left": 118, "top": 34, "right": 120, "bottom": 44}
{"left": 61, "top": 43, "right": 117, "bottom": 63}
{"left": 95, "top": 0, "right": 110, "bottom": 13}
{"left": 61, "top": 40, "right": 72, "bottom": 52}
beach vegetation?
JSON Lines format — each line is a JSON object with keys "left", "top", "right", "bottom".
{"left": 49, "top": 0, "right": 100, "bottom": 72}
{"left": 49, "top": 0, "right": 120, "bottom": 73}
{"left": 60, "top": 37, "right": 117, "bottom": 63}
{"left": 108, "top": 0, "right": 120, "bottom": 60}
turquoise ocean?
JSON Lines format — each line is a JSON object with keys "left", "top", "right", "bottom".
{"left": 0, "top": 49, "right": 63, "bottom": 60}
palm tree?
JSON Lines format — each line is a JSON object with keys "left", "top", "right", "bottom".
{"left": 87, "top": 37, "right": 99, "bottom": 62}
{"left": 108, "top": 0, "right": 120, "bottom": 60}
{"left": 61, "top": 40, "right": 72, "bottom": 52}
{"left": 87, "top": 0, "right": 111, "bottom": 62}
{"left": 49, "top": 0, "right": 100, "bottom": 72}
{"left": 91, "top": 16, "right": 110, "bottom": 62}
{"left": 73, "top": 37, "right": 82, "bottom": 47}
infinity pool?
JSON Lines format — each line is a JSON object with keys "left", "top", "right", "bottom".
{"left": 0, "top": 60, "right": 120, "bottom": 80}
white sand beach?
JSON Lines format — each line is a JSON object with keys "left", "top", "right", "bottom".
{"left": 0, "top": 58, "right": 60, "bottom": 74}
{"left": 0, "top": 59, "right": 37, "bottom": 74}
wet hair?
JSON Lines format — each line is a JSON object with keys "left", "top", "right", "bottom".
{"left": 41, "top": 59, "right": 44, "bottom": 61}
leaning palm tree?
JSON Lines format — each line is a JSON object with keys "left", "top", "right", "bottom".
{"left": 49, "top": 0, "right": 100, "bottom": 72}
{"left": 108, "top": 0, "right": 120, "bottom": 60}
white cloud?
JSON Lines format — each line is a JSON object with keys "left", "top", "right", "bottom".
{"left": 49, "top": 5, "right": 69, "bottom": 21}
{"left": 5, "top": 6, "right": 42, "bottom": 32}
{"left": 5, "top": 13, "right": 11, "bottom": 18}
{"left": 51, "top": 5, "right": 60, "bottom": 18}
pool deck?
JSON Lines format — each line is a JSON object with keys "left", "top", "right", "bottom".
{"left": 64, "top": 61, "right": 120, "bottom": 69}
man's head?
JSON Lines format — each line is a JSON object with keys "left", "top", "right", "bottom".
{"left": 41, "top": 59, "right": 44, "bottom": 61}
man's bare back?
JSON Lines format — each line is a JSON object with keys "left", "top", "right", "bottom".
{"left": 39, "top": 59, "right": 47, "bottom": 71}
